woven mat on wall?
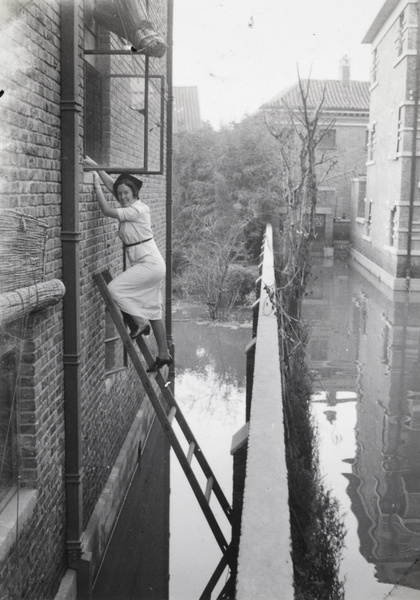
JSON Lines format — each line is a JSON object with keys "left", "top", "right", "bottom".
{"left": 0, "top": 210, "right": 47, "bottom": 295}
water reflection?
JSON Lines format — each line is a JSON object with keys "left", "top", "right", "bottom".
{"left": 304, "top": 258, "right": 420, "bottom": 598}
{"left": 170, "top": 305, "right": 250, "bottom": 600}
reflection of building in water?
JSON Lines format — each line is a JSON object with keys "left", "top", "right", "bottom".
{"left": 304, "top": 259, "right": 359, "bottom": 402}
{"left": 349, "top": 262, "right": 420, "bottom": 584}
{"left": 304, "top": 258, "right": 420, "bottom": 586}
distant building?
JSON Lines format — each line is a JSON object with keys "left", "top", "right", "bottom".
{"left": 351, "top": 0, "right": 420, "bottom": 289}
{"left": 263, "top": 57, "right": 370, "bottom": 255}
{"left": 173, "top": 86, "right": 202, "bottom": 133}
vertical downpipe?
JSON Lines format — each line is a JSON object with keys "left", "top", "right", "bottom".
{"left": 60, "top": 0, "right": 84, "bottom": 568}
{"left": 406, "top": 1, "right": 420, "bottom": 290}
{"left": 166, "top": 0, "right": 175, "bottom": 385}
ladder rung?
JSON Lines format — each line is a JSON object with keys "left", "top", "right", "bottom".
{"left": 187, "top": 441, "right": 195, "bottom": 465}
{"left": 205, "top": 476, "right": 214, "bottom": 503}
{"left": 168, "top": 406, "right": 177, "bottom": 424}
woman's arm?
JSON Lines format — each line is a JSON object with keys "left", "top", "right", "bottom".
{"left": 85, "top": 156, "right": 115, "bottom": 195}
{"left": 94, "top": 173, "right": 119, "bottom": 219}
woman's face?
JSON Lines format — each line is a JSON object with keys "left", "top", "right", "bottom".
{"left": 116, "top": 183, "right": 137, "bottom": 207}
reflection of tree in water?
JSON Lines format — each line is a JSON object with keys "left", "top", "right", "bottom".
{"left": 176, "top": 367, "right": 244, "bottom": 429}
{"left": 174, "top": 319, "right": 250, "bottom": 390}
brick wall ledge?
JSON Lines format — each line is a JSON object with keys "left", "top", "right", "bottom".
{"left": 0, "top": 280, "right": 66, "bottom": 326}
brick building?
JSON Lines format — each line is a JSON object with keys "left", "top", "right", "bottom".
{"left": 351, "top": 0, "right": 420, "bottom": 288}
{"left": 0, "top": 1, "right": 172, "bottom": 599}
{"left": 262, "top": 57, "right": 370, "bottom": 255}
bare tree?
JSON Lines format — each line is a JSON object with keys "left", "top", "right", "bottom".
{"left": 264, "top": 75, "right": 337, "bottom": 319}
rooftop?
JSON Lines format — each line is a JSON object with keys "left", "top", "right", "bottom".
{"left": 262, "top": 79, "right": 370, "bottom": 113}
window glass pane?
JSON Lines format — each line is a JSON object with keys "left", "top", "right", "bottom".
{"left": 83, "top": 30, "right": 164, "bottom": 174}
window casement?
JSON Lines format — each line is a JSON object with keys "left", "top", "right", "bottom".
{"left": 365, "top": 198, "right": 373, "bottom": 237}
{"left": 389, "top": 206, "right": 397, "bottom": 247}
{"left": 367, "top": 123, "right": 376, "bottom": 162}
{"left": 360, "top": 295, "right": 368, "bottom": 336}
{"left": 396, "top": 106, "right": 403, "bottom": 154}
{"left": 83, "top": 8, "right": 165, "bottom": 176}
{"left": 396, "top": 10, "right": 405, "bottom": 56}
{"left": 357, "top": 193, "right": 366, "bottom": 220}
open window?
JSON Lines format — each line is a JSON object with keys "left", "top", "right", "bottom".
{"left": 83, "top": 0, "right": 166, "bottom": 175}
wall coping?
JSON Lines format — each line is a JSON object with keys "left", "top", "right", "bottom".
{"left": 235, "top": 224, "right": 294, "bottom": 600}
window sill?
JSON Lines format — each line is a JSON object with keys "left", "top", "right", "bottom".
{"left": 384, "top": 245, "right": 397, "bottom": 254}
{"left": 393, "top": 49, "right": 416, "bottom": 69}
{"left": 366, "top": 160, "right": 375, "bottom": 167}
{"left": 0, "top": 489, "right": 37, "bottom": 561}
{"left": 356, "top": 217, "right": 365, "bottom": 224}
{"left": 362, "top": 235, "right": 372, "bottom": 243}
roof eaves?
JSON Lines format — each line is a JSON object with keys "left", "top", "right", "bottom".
{"left": 362, "top": 0, "right": 401, "bottom": 44}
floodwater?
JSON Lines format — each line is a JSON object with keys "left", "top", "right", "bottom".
{"left": 169, "top": 256, "right": 420, "bottom": 600}
{"left": 170, "top": 305, "right": 250, "bottom": 600}
{"left": 304, "top": 257, "right": 420, "bottom": 599}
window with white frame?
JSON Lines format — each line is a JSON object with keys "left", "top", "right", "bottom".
{"left": 389, "top": 207, "right": 396, "bottom": 246}
{"left": 396, "top": 106, "right": 403, "bottom": 154}
{"left": 371, "top": 48, "right": 379, "bottom": 84}
{"left": 396, "top": 10, "right": 405, "bottom": 56}
{"left": 365, "top": 198, "right": 373, "bottom": 237}
{"left": 367, "top": 124, "right": 376, "bottom": 162}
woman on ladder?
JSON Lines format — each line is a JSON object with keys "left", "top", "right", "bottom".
{"left": 85, "top": 156, "right": 172, "bottom": 373}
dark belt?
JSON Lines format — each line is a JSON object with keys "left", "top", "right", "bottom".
{"left": 124, "top": 237, "right": 153, "bottom": 248}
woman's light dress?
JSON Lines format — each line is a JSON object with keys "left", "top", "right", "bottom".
{"left": 108, "top": 200, "right": 165, "bottom": 320}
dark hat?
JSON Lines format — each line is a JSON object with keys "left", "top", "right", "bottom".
{"left": 113, "top": 174, "right": 143, "bottom": 195}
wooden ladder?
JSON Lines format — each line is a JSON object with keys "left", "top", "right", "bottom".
{"left": 94, "top": 271, "right": 234, "bottom": 570}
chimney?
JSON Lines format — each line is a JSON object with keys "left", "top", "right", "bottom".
{"left": 340, "top": 55, "right": 350, "bottom": 85}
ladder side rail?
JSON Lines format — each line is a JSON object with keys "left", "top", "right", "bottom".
{"left": 136, "top": 335, "right": 233, "bottom": 521}
{"left": 100, "top": 268, "right": 231, "bottom": 520}
{"left": 199, "top": 554, "right": 230, "bottom": 600}
{"left": 94, "top": 272, "right": 231, "bottom": 557}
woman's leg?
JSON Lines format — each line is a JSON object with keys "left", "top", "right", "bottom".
{"left": 150, "top": 319, "right": 171, "bottom": 359}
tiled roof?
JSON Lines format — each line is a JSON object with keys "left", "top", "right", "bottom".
{"left": 173, "top": 86, "right": 202, "bottom": 133}
{"left": 262, "top": 79, "right": 370, "bottom": 112}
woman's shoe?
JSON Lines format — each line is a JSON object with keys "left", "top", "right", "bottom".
{"left": 147, "top": 355, "right": 173, "bottom": 373}
{"left": 130, "top": 324, "right": 151, "bottom": 340}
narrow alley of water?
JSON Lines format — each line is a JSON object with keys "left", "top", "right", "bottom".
{"left": 170, "top": 305, "right": 250, "bottom": 600}
{"left": 303, "top": 256, "right": 420, "bottom": 599}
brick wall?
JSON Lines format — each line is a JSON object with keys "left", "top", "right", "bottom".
{"left": 0, "top": 2, "right": 67, "bottom": 599}
{"left": 0, "top": 0, "right": 169, "bottom": 597}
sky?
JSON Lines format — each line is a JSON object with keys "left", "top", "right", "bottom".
{"left": 173, "top": 0, "right": 386, "bottom": 128}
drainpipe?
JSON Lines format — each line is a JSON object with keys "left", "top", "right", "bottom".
{"left": 406, "top": 1, "right": 420, "bottom": 290}
{"left": 60, "top": 0, "right": 84, "bottom": 569}
{"left": 166, "top": 0, "right": 174, "bottom": 382}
